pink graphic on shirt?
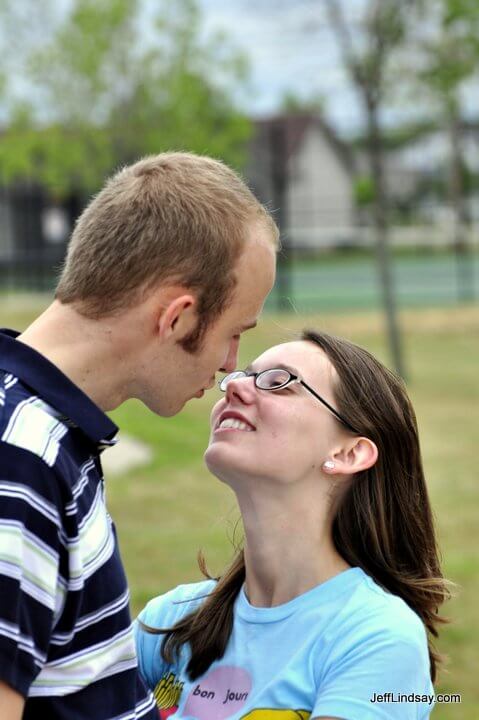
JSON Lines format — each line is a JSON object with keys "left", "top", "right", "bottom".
{"left": 183, "top": 665, "right": 252, "bottom": 720}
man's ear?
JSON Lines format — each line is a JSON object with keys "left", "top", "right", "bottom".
{"left": 157, "top": 293, "right": 197, "bottom": 342}
{"left": 326, "top": 437, "right": 378, "bottom": 476}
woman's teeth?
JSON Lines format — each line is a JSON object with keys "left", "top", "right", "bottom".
{"left": 218, "top": 418, "right": 254, "bottom": 431}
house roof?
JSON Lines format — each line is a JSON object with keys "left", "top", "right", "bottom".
{"left": 252, "top": 113, "right": 355, "bottom": 174}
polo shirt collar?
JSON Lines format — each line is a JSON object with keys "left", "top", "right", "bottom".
{"left": 0, "top": 329, "right": 118, "bottom": 447}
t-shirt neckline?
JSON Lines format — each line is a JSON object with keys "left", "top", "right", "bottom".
{"left": 236, "top": 566, "right": 366, "bottom": 624}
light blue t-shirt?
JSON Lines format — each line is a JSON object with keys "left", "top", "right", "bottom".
{"left": 135, "top": 567, "right": 435, "bottom": 720}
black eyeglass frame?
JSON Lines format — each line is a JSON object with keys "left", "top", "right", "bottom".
{"left": 219, "top": 368, "right": 359, "bottom": 434}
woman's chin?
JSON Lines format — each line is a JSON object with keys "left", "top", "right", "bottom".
{"left": 204, "top": 444, "right": 250, "bottom": 483}
{"left": 204, "top": 443, "right": 231, "bottom": 475}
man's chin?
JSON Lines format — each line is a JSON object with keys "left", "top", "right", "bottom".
{"left": 140, "top": 396, "right": 184, "bottom": 418}
{"left": 140, "top": 388, "right": 206, "bottom": 417}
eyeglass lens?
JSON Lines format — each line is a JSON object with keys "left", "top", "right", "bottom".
{"left": 220, "top": 369, "right": 292, "bottom": 392}
{"left": 255, "top": 369, "right": 291, "bottom": 389}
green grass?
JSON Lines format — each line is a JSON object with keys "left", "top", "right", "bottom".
{"left": 2, "top": 300, "right": 478, "bottom": 719}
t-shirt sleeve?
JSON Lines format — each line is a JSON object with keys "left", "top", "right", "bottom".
{"left": 312, "top": 625, "right": 434, "bottom": 720}
{"left": 134, "top": 598, "right": 170, "bottom": 690}
{"left": 134, "top": 580, "right": 216, "bottom": 690}
{"left": 0, "top": 443, "right": 62, "bottom": 697}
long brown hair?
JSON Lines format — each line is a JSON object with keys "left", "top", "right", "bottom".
{"left": 141, "top": 330, "right": 452, "bottom": 682}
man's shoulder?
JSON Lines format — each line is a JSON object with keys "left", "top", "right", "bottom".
{"left": 0, "top": 372, "right": 69, "bottom": 469}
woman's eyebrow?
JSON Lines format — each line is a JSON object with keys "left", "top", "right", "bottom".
{"left": 244, "top": 362, "right": 300, "bottom": 375}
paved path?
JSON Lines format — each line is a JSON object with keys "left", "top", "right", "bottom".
{"left": 102, "top": 434, "right": 152, "bottom": 477}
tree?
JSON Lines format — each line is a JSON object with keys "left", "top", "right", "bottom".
{"left": 0, "top": 0, "right": 252, "bottom": 197}
{"left": 324, "top": 0, "right": 420, "bottom": 377}
{"left": 413, "top": 0, "right": 479, "bottom": 301}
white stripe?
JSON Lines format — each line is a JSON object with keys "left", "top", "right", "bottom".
{"left": 64, "top": 459, "right": 96, "bottom": 515}
{"left": 4, "top": 374, "right": 18, "bottom": 389}
{"left": 84, "top": 530, "right": 115, "bottom": 580}
{"left": 41, "top": 625, "right": 134, "bottom": 668}
{"left": 40, "top": 402, "right": 69, "bottom": 465}
{"left": 78, "top": 481, "right": 104, "bottom": 531}
{"left": 61, "top": 483, "right": 115, "bottom": 587}
{"left": 0, "top": 519, "right": 59, "bottom": 563}
{"left": 109, "top": 693, "right": 157, "bottom": 720}
{"left": 51, "top": 589, "right": 131, "bottom": 645}
{"left": 78, "top": 483, "right": 115, "bottom": 576}
{"left": 2, "top": 396, "right": 36, "bottom": 441}
{"left": 0, "top": 618, "right": 46, "bottom": 666}
{"left": 0, "top": 482, "right": 60, "bottom": 527}
{"left": 2, "top": 397, "right": 68, "bottom": 467}
{"left": 0, "top": 520, "right": 59, "bottom": 610}
{"left": 73, "top": 460, "right": 96, "bottom": 496}
{"left": 29, "top": 627, "right": 137, "bottom": 696}
{"left": 65, "top": 504, "right": 78, "bottom": 518}
{"left": 0, "top": 559, "right": 58, "bottom": 610}
{"left": 43, "top": 421, "right": 68, "bottom": 466}
{"left": 53, "top": 576, "right": 68, "bottom": 627}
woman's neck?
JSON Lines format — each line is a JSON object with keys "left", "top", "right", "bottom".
{"left": 237, "top": 485, "right": 351, "bottom": 608}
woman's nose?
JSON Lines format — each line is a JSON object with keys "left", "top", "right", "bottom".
{"left": 225, "top": 374, "right": 256, "bottom": 404}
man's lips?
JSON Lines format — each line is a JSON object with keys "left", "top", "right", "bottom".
{"left": 215, "top": 410, "right": 256, "bottom": 431}
{"left": 194, "top": 380, "right": 215, "bottom": 399}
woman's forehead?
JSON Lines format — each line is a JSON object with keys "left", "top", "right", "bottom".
{"left": 253, "top": 340, "right": 333, "bottom": 379}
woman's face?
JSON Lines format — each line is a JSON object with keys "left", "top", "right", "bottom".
{"left": 204, "top": 340, "right": 349, "bottom": 488}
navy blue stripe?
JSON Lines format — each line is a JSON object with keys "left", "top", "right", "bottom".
{"left": 0, "top": 330, "right": 117, "bottom": 444}
{"left": 0, "top": 366, "right": 155, "bottom": 718}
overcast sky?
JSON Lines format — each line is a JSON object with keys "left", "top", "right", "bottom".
{"left": 197, "top": 0, "right": 478, "bottom": 136}
{"left": 197, "top": 0, "right": 360, "bottom": 132}
{"left": 10, "top": 0, "right": 477, "bottom": 136}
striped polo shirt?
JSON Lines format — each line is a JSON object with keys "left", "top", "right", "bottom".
{"left": 0, "top": 329, "right": 156, "bottom": 719}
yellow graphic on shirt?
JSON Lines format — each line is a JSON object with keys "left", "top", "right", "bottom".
{"left": 241, "top": 710, "right": 311, "bottom": 719}
{"left": 154, "top": 671, "right": 184, "bottom": 714}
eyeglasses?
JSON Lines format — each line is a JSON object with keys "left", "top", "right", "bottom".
{"left": 219, "top": 368, "right": 358, "bottom": 434}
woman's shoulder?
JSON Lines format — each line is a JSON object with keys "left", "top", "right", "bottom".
{"left": 138, "top": 578, "right": 217, "bottom": 629}
{"left": 342, "top": 568, "right": 428, "bottom": 646}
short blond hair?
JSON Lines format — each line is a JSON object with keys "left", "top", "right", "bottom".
{"left": 56, "top": 152, "right": 278, "bottom": 348}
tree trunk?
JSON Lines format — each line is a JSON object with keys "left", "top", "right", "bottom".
{"left": 448, "top": 111, "right": 474, "bottom": 302}
{"left": 269, "top": 120, "right": 293, "bottom": 312}
{"left": 367, "top": 98, "right": 406, "bottom": 378}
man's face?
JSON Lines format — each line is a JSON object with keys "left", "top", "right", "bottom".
{"left": 153, "top": 223, "right": 276, "bottom": 416}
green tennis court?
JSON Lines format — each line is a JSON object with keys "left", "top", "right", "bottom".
{"left": 267, "top": 252, "right": 479, "bottom": 312}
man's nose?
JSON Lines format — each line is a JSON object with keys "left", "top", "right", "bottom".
{"left": 220, "top": 337, "right": 240, "bottom": 373}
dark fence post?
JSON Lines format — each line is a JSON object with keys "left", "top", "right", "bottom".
{"left": 269, "top": 119, "right": 293, "bottom": 312}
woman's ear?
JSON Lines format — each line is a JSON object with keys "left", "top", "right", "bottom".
{"left": 323, "top": 437, "right": 378, "bottom": 475}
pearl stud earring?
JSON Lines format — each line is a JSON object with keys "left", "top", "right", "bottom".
{"left": 323, "top": 460, "right": 335, "bottom": 471}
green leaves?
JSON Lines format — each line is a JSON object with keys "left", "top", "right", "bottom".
{"left": 416, "top": 0, "right": 479, "bottom": 108}
{"left": 0, "top": 0, "right": 251, "bottom": 197}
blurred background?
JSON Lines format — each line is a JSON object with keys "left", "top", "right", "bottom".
{"left": 1, "top": 1, "right": 477, "bottom": 717}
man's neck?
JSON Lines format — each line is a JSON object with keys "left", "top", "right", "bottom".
{"left": 17, "top": 301, "right": 132, "bottom": 412}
